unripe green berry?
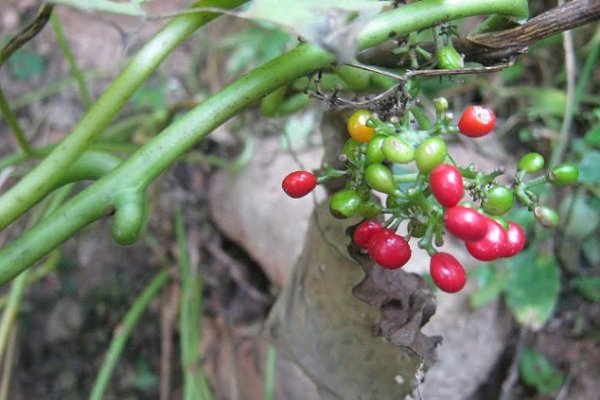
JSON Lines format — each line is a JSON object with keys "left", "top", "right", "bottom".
{"left": 517, "top": 152, "right": 545, "bottom": 173}
{"left": 365, "top": 164, "right": 397, "bottom": 195}
{"left": 382, "top": 136, "right": 415, "bottom": 164}
{"left": 434, "top": 97, "right": 449, "bottom": 112}
{"left": 534, "top": 206, "right": 559, "bottom": 227}
{"left": 436, "top": 45, "right": 464, "bottom": 70}
{"left": 548, "top": 163, "right": 579, "bottom": 186}
{"left": 329, "top": 190, "right": 362, "bottom": 219}
{"left": 482, "top": 185, "right": 514, "bottom": 215}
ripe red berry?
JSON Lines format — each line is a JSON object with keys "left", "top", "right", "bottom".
{"left": 368, "top": 231, "right": 411, "bottom": 269}
{"left": 430, "top": 252, "right": 467, "bottom": 293}
{"left": 502, "top": 222, "right": 526, "bottom": 257}
{"left": 443, "top": 206, "right": 488, "bottom": 242}
{"left": 465, "top": 218, "right": 508, "bottom": 261}
{"left": 282, "top": 171, "right": 317, "bottom": 198}
{"left": 458, "top": 105, "right": 496, "bottom": 138}
{"left": 429, "top": 164, "right": 464, "bottom": 207}
{"left": 352, "top": 220, "right": 383, "bottom": 249}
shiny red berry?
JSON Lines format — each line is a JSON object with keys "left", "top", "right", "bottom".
{"left": 352, "top": 220, "right": 383, "bottom": 249}
{"left": 282, "top": 171, "right": 317, "bottom": 198}
{"left": 443, "top": 206, "right": 488, "bottom": 242}
{"left": 430, "top": 252, "right": 467, "bottom": 293}
{"left": 429, "top": 164, "right": 464, "bottom": 207}
{"left": 502, "top": 222, "right": 526, "bottom": 257}
{"left": 368, "top": 232, "right": 411, "bottom": 269}
{"left": 465, "top": 218, "right": 508, "bottom": 261}
{"left": 458, "top": 105, "right": 496, "bottom": 138}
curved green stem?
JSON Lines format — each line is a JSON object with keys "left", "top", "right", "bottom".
{"left": 0, "top": 0, "right": 248, "bottom": 230}
{"left": 89, "top": 270, "right": 170, "bottom": 400}
{"left": 0, "top": 0, "right": 530, "bottom": 284}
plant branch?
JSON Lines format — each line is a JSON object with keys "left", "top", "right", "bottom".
{"left": 0, "top": 0, "right": 248, "bottom": 231}
{"left": 0, "top": 0, "right": 530, "bottom": 284}
{"left": 0, "top": 4, "right": 54, "bottom": 66}
{"left": 359, "top": 0, "right": 599, "bottom": 66}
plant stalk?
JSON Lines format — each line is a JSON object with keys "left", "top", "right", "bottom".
{"left": 0, "top": 0, "right": 530, "bottom": 285}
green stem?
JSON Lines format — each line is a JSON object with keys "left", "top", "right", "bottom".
{"left": 89, "top": 270, "right": 171, "bottom": 400}
{"left": 264, "top": 345, "right": 277, "bottom": 400}
{"left": 393, "top": 173, "right": 419, "bottom": 184}
{"left": 0, "top": 87, "right": 33, "bottom": 155}
{"left": 0, "top": 269, "right": 28, "bottom": 358}
{"left": 174, "top": 211, "right": 207, "bottom": 400}
{"left": 0, "top": 0, "right": 530, "bottom": 284}
{"left": 0, "top": 0, "right": 248, "bottom": 231}
{"left": 50, "top": 12, "right": 93, "bottom": 108}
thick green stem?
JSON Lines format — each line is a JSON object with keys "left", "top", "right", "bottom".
{"left": 89, "top": 270, "right": 170, "bottom": 400}
{"left": 0, "top": 0, "right": 529, "bottom": 285}
{"left": 0, "top": 0, "right": 248, "bottom": 230}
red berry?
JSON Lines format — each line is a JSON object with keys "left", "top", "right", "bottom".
{"left": 458, "top": 105, "right": 496, "bottom": 138}
{"left": 429, "top": 164, "right": 464, "bottom": 207}
{"left": 465, "top": 218, "right": 508, "bottom": 261}
{"left": 502, "top": 222, "right": 526, "bottom": 257}
{"left": 282, "top": 171, "right": 317, "bottom": 198}
{"left": 352, "top": 220, "right": 383, "bottom": 249}
{"left": 368, "top": 232, "right": 411, "bottom": 269}
{"left": 443, "top": 206, "right": 488, "bottom": 242}
{"left": 430, "top": 252, "right": 467, "bottom": 293}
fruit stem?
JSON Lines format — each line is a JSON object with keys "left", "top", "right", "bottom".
{"left": 393, "top": 173, "right": 419, "bottom": 184}
{"left": 523, "top": 174, "right": 549, "bottom": 188}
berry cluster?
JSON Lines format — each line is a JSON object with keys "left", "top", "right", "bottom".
{"left": 281, "top": 101, "right": 578, "bottom": 293}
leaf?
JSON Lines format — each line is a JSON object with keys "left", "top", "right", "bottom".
{"left": 578, "top": 150, "right": 600, "bottom": 185}
{"left": 280, "top": 111, "right": 318, "bottom": 151}
{"left": 8, "top": 50, "right": 45, "bottom": 80}
{"left": 584, "top": 123, "right": 600, "bottom": 149}
{"left": 131, "top": 84, "right": 166, "bottom": 110}
{"left": 571, "top": 277, "right": 600, "bottom": 303}
{"left": 506, "top": 249, "right": 560, "bottom": 330}
{"left": 240, "top": 0, "right": 390, "bottom": 62}
{"left": 582, "top": 236, "right": 600, "bottom": 265}
{"left": 220, "top": 26, "right": 293, "bottom": 76}
{"left": 520, "top": 347, "right": 564, "bottom": 395}
{"left": 559, "top": 195, "right": 600, "bottom": 239}
{"left": 45, "top": 0, "right": 145, "bottom": 16}
{"left": 470, "top": 264, "right": 509, "bottom": 309}
{"left": 266, "top": 201, "right": 439, "bottom": 400}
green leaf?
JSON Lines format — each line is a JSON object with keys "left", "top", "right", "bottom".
{"left": 520, "top": 347, "right": 564, "bottom": 395}
{"left": 220, "top": 27, "right": 293, "bottom": 76}
{"left": 280, "top": 111, "right": 317, "bottom": 151}
{"left": 45, "top": 0, "right": 145, "bottom": 16}
{"left": 131, "top": 84, "right": 166, "bottom": 110}
{"left": 578, "top": 150, "right": 600, "bottom": 185}
{"left": 8, "top": 50, "right": 45, "bottom": 80}
{"left": 571, "top": 277, "right": 600, "bottom": 303}
{"left": 582, "top": 236, "right": 600, "bottom": 265}
{"left": 470, "top": 264, "right": 509, "bottom": 308}
{"left": 584, "top": 123, "right": 600, "bottom": 149}
{"left": 559, "top": 195, "right": 600, "bottom": 239}
{"left": 499, "top": 63, "right": 524, "bottom": 82}
{"left": 132, "top": 358, "right": 158, "bottom": 391}
{"left": 506, "top": 250, "right": 560, "bottom": 330}
{"left": 240, "top": 0, "right": 389, "bottom": 62}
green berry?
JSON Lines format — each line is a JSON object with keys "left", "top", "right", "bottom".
{"left": 517, "top": 152, "right": 545, "bottom": 173}
{"left": 548, "top": 163, "right": 579, "bottom": 186}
